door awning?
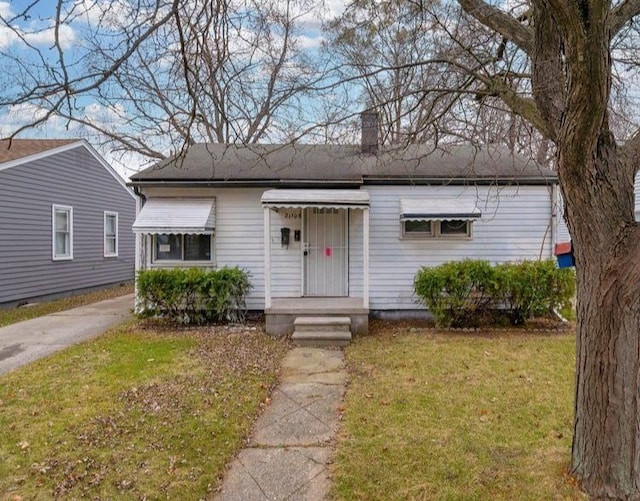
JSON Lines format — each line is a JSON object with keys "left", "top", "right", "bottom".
{"left": 400, "top": 198, "right": 481, "bottom": 221}
{"left": 132, "top": 198, "right": 216, "bottom": 234}
{"left": 261, "top": 189, "right": 370, "bottom": 209}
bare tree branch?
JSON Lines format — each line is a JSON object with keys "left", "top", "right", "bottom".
{"left": 610, "top": 0, "right": 640, "bottom": 36}
{"left": 457, "top": 0, "right": 533, "bottom": 55}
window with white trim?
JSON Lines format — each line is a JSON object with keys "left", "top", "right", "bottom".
{"left": 152, "top": 234, "right": 213, "bottom": 263}
{"left": 401, "top": 219, "right": 472, "bottom": 239}
{"left": 104, "top": 211, "right": 118, "bottom": 257}
{"left": 52, "top": 205, "right": 73, "bottom": 260}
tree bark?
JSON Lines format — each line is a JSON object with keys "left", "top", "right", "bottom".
{"left": 535, "top": 4, "right": 640, "bottom": 499}
{"left": 566, "top": 146, "right": 640, "bottom": 498}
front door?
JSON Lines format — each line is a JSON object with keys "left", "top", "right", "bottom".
{"left": 303, "top": 208, "right": 348, "bottom": 296}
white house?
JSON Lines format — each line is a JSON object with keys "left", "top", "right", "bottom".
{"left": 129, "top": 117, "right": 560, "bottom": 336}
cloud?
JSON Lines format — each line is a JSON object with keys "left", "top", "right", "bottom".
{"left": 0, "top": 22, "right": 76, "bottom": 50}
{"left": 0, "top": 103, "right": 50, "bottom": 131}
{"left": 0, "top": 2, "right": 12, "bottom": 17}
{"left": 68, "top": 0, "right": 134, "bottom": 29}
{"left": 83, "top": 102, "right": 127, "bottom": 129}
{"left": 296, "top": 33, "right": 325, "bottom": 50}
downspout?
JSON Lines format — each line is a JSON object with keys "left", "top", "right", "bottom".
{"left": 550, "top": 183, "right": 558, "bottom": 259}
{"left": 132, "top": 186, "right": 147, "bottom": 313}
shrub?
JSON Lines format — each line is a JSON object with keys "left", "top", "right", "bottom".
{"left": 414, "top": 259, "right": 497, "bottom": 327}
{"left": 414, "top": 259, "right": 575, "bottom": 327}
{"left": 495, "top": 260, "right": 575, "bottom": 325}
{"left": 136, "top": 267, "right": 252, "bottom": 324}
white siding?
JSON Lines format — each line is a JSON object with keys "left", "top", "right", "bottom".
{"left": 270, "top": 208, "right": 303, "bottom": 298}
{"left": 635, "top": 172, "right": 640, "bottom": 221}
{"left": 364, "top": 185, "right": 555, "bottom": 310}
{"left": 142, "top": 187, "right": 266, "bottom": 309}
{"left": 348, "top": 210, "right": 364, "bottom": 298}
{"left": 215, "top": 189, "right": 266, "bottom": 309}
{"left": 139, "top": 184, "right": 555, "bottom": 311}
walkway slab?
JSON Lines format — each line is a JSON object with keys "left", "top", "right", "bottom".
{"left": 216, "top": 347, "right": 347, "bottom": 501}
{"left": 216, "top": 447, "right": 331, "bottom": 501}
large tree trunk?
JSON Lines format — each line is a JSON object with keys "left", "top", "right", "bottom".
{"left": 570, "top": 221, "right": 640, "bottom": 499}
{"left": 457, "top": 0, "right": 640, "bottom": 495}
{"left": 562, "top": 132, "right": 640, "bottom": 498}
{"left": 542, "top": 6, "right": 640, "bottom": 496}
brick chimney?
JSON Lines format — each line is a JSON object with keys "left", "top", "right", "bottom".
{"left": 360, "top": 110, "right": 379, "bottom": 155}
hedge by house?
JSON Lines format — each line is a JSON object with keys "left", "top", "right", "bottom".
{"left": 414, "top": 259, "right": 575, "bottom": 327}
{"left": 136, "top": 267, "right": 252, "bottom": 324}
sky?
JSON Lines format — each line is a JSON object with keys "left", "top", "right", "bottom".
{"left": 0, "top": 0, "right": 349, "bottom": 179}
{"left": 4, "top": 0, "right": 638, "bottom": 181}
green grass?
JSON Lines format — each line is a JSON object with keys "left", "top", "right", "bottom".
{"left": 0, "top": 283, "right": 134, "bottom": 328}
{"left": 0, "top": 321, "right": 290, "bottom": 499}
{"left": 332, "top": 322, "right": 585, "bottom": 501}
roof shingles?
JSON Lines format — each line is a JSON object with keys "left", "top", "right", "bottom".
{"left": 0, "top": 139, "right": 80, "bottom": 164}
{"left": 130, "top": 143, "right": 557, "bottom": 185}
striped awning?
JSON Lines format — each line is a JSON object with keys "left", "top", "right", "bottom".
{"left": 261, "top": 189, "right": 370, "bottom": 209}
{"left": 400, "top": 198, "right": 481, "bottom": 221}
{"left": 132, "top": 198, "right": 216, "bottom": 234}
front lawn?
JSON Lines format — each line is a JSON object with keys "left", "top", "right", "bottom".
{"left": 0, "top": 321, "right": 289, "bottom": 499}
{"left": 332, "top": 321, "right": 586, "bottom": 500}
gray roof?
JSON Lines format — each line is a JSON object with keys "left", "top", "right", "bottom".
{"left": 130, "top": 143, "right": 556, "bottom": 186}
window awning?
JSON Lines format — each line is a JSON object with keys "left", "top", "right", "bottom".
{"left": 132, "top": 198, "right": 216, "bottom": 234}
{"left": 400, "top": 198, "right": 481, "bottom": 221}
{"left": 261, "top": 189, "right": 370, "bottom": 209}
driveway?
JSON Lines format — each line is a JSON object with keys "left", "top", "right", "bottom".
{"left": 0, "top": 293, "right": 134, "bottom": 376}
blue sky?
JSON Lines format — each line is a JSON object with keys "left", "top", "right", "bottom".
{"left": 0, "top": 0, "right": 349, "bottom": 178}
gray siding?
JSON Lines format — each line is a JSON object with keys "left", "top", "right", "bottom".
{"left": 0, "top": 145, "right": 136, "bottom": 304}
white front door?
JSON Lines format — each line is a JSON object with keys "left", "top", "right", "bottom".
{"left": 303, "top": 208, "right": 348, "bottom": 296}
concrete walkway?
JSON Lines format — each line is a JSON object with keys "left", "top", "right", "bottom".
{"left": 0, "top": 293, "right": 134, "bottom": 376}
{"left": 216, "top": 347, "right": 348, "bottom": 501}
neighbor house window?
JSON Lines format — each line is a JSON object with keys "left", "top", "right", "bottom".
{"left": 104, "top": 211, "right": 118, "bottom": 257}
{"left": 401, "top": 219, "right": 472, "bottom": 239}
{"left": 52, "top": 205, "right": 73, "bottom": 260}
{"left": 153, "top": 234, "right": 212, "bottom": 262}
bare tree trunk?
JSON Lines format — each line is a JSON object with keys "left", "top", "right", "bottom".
{"left": 562, "top": 133, "right": 640, "bottom": 498}
{"left": 571, "top": 230, "right": 640, "bottom": 498}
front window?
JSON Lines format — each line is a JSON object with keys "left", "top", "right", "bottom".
{"left": 104, "top": 212, "right": 118, "bottom": 257}
{"left": 402, "top": 220, "right": 433, "bottom": 238}
{"left": 52, "top": 205, "right": 73, "bottom": 260}
{"left": 440, "top": 219, "right": 471, "bottom": 237}
{"left": 401, "top": 219, "right": 472, "bottom": 239}
{"left": 153, "top": 234, "right": 212, "bottom": 262}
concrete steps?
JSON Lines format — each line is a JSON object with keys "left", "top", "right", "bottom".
{"left": 291, "top": 316, "right": 352, "bottom": 347}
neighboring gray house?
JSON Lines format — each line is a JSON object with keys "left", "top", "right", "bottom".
{"left": 0, "top": 139, "right": 136, "bottom": 306}
{"left": 129, "top": 116, "right": 560, "bottom": 338}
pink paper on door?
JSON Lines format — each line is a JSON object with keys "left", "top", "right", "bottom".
{"left": 325, "top": 247, "right": 332, "bottom": 257}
